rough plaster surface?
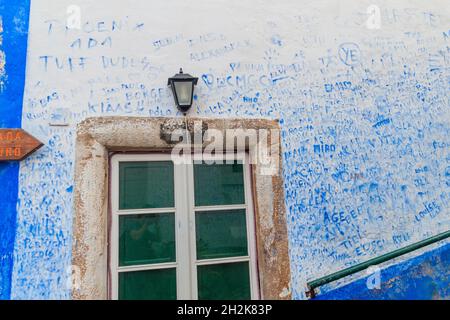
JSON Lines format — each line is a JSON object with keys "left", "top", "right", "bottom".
{"left": 72, "top": 134, "right": 108, "bottom": 299}
{"left": 72, "top": 117, "right": 290, "bottom": 299}
{"left": 6, "top": 0, "right": 450, "bottom": 299}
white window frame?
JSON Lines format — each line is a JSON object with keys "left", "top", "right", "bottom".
{"left": 110, "top": 152, "right": 259, "bottom": 300}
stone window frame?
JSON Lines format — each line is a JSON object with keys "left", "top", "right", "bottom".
{"left": 72, "top": 116, "right": 291, "bottom": 300}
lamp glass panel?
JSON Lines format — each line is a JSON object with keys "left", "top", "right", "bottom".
{"left": 174, "top": 81, "right": 193, "bottom": 106}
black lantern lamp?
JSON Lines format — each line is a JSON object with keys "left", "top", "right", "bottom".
{"left": 168, "top": 68, "right": 198, "bottom": 114}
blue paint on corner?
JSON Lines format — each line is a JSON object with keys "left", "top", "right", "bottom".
{"left": 0, "top": 0, "right": 30, "bottom": 300}
{"left": 315, "top": 242, "right": 450, "bottom": 300}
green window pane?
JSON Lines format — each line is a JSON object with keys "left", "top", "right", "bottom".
{"left": 119, "top": 161, "right": 174, "bottom": 209}
{"left": 198, "top": 262, "right": 251, "bottom": 300}
{"left": 119, "top": 268, "right": 176, "bottom": 300}
{"left": 196, "top": 210, "right": 248, "bottom": 260}
{"left": 119, "top": 213, "right": 175, "bottom": 266}
{"left": 194, "top": 162, "right": 245, "bottom": 206}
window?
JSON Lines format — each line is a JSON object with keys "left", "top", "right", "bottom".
{"left": 110, "top": 153, "right": 259, "bottom": 300}
{"left": 73, "top": 117, "right": 290, "bottom": 300}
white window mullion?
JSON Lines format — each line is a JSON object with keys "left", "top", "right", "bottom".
{"left": 174, "top": 160, "right": 192, "bottom": 299}
{"left": 186, "top": 159, "right": 199, "bottom": 300}
{"left": 195, "top": 256, "right": 251, "bottom": 266}
{"left": 117, "top": 207, "right": 175, "bottom": 216}
{"left": 194, "top": 204, "right": 247, "bottom": 212}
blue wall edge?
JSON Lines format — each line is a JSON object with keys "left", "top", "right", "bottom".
{"left": 0, "top": 0, "right": 31, "bottom": 300}
{"left": 315, "top": 242, "right": 450, "bottom": 300}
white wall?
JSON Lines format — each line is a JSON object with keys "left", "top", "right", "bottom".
{"left": 12, "top": 0, "right": 450, "bottom": 299}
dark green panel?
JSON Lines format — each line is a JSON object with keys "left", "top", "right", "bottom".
{"left": 119, "top": 268, "right": 176, "bottom": 300}
{"left": 119, "top": 161, "right": 174, "bottom": 209}
{"left": 196, "top": 210, "right": 248, "bottom": 260}
{"left": 194, "top": 162, "right": 245, "bottom": 206}
{"left": 119, "top": 213, "right": 175, "bottom": 266}
{"left": 197, "top": 262, "right": 251, "bottom": 300}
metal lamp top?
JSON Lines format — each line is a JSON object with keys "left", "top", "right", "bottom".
{"left": 167, "top": 68, "right": 199, "bottom": 85}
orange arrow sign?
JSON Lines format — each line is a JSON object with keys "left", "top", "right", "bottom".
{"left": 0, "top": 129, "right": 44, "bottom": 161}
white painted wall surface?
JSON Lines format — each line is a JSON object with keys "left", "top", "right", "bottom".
{"left": 11, "top": 0, "right": 450, "bottom": 299}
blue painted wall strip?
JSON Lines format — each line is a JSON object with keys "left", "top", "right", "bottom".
{"left": 0, "top": 0, "right": 30, "bottom": 300}
{"left": 315, "top": 242, "right": 450, "bottom": 300}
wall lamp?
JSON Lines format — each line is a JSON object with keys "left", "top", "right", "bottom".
{"left": 168, "top": 68, "right": 198, "bottom": 114}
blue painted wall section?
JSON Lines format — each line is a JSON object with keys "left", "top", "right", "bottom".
{"left": 0, "top": 0, "right": 30, "bottom": 299}
{"left": 316, "top": 242, "right": 450, "bottom": 300}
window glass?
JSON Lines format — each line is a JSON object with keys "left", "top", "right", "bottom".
{"left": 119, "top": 268, "right": 177, "bottom": 300}
{"left": 119, "top": 161, "right": 174, "bottom": 209}
{"left": 194, "top": 162, "right": 245, "bottom": 206}
{"left": 119, "top": 213, "right": 176, "bottom": 266}
{"left": 196, "top": 209, "right": 248, "bottom": 260}
{"left": 197, "top": 262, "right": 251, "bottom": 300}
